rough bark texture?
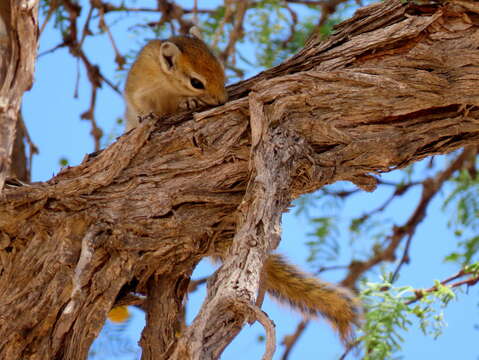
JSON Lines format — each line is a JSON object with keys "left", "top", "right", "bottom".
{"left": 0, "top": 0, "right": 38, "bottom": 190}
{"left": 1, "top": 0, "right": 479, "bottom": 359}
{"left": 10, "top": 114, "right": 31, "bottom": 182}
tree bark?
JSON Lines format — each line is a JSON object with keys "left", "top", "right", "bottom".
{"left": 1, "top": 0, "right": 479, "bottom": 359}
{"left": 0, "top": 0, "right": 39, "bottom": 190}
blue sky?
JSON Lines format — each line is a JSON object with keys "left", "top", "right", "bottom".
{"left": 22, "top": 1, "right": 478, "bottom": 359}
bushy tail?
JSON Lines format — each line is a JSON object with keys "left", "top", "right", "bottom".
{"left": 263, "top": 254, "right": 361, "bottom": 342}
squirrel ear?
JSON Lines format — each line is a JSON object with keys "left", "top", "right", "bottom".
{"left": 159, "top": 41, "right": 181, "bottom": 73}
{"left": 189, "top": 26, "right": 202, "bottom": 40}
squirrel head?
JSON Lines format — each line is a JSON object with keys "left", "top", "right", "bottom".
{"left": 157, "top": 30, "right": 227, "bottom": 107}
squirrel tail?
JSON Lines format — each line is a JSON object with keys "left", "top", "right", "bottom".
{"left": 263, "top": 254, "right": 361, "bottom": 342}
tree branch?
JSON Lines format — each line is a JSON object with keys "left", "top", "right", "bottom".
{"left": 0, "top": 0, "right": 39, "bottom": 191}
{"left": 406, "top": 268, "right": 479, "bottom": 305}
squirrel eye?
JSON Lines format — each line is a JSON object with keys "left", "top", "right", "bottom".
{"left": 190, "top": 78, "right": 205, "bottom": 90}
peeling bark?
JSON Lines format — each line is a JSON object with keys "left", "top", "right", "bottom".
{"left": 1, "top": 1, "right": 479, "bottom": 359}
{"left": 0, "top": 0, "right": 39, "bottom": 190}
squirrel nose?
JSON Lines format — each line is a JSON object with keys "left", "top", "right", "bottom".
{"left": 218, "top": 90, "right": 228, "bottom": 104}
{"left": 213, "top": 89, "right": 228, "bottom": 105}
{"left": 203, "top": 91, "right": 228, "bottom": 106}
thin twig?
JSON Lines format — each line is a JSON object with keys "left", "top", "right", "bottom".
{"left": 39, "top": 0, "right": 59, "bottom": 36}
{"left": 220, "top": 1, "right": 248, "bottom": 64}
{"left": 187, "top": 276, "right": 208, "bottom": 292}
{"left": 280, "top": 320, "right": 308, "bottom": 360}
{"left": 338, "top": 338, "right": 361, "bottom": 360}
{"left": 38, "top": 42, "right": 67, "bottom": 57}
{"left": 406, "top": 270, "right": 479, "bottom": 305}
{"left": 244, "top": 302, "right": 276, "bottom": 360}
{"left": 98, "top": 7, "right": 126, "bottom": 70}
{"left": 391, "top": 233, "right": 413, "bottom": 282}
{"left": 341, "top": 149, "right": 470, "bottom": 288}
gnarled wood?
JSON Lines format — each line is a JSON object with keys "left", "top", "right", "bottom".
{"left": 1, "top": 1, "right": 479, "bottom": 359}
{"left": 0, "top": 0, "right": 39, "bottom": 190}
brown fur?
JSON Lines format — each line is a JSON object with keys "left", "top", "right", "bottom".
{"left": 124, "top": 34, "right": 227, "bottom": 131}
{"left": 264, "top": 254, "right": 360, "bottom": 342}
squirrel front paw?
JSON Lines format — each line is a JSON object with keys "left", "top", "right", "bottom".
{"left": 179, "top": 97, "right": 200, "bottom": 111}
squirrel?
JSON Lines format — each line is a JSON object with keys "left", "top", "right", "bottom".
{"left": 124, "top": 26, "right": 227, "bottom": 131}
{"left": 118, "top": 27, "right": 360, "bottom": 342}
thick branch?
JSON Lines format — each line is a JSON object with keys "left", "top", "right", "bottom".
{"left": 140, "top": 273, "right": 192, "bottom": 360}
{"left": 170, "top": 93, "right": 302, "bottom": 359}
{"left": 0, "top": 0, "right": 39, "bottom": 190}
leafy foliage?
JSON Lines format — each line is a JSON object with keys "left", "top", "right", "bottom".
{"left": 444, "top": 170, "right": 479, "bottom": 265}
{"left": 301, "top": 154, "right": 479, "bottom": 359}
{"left": 358, "top": 272, "right": 462, "bottom": 360}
